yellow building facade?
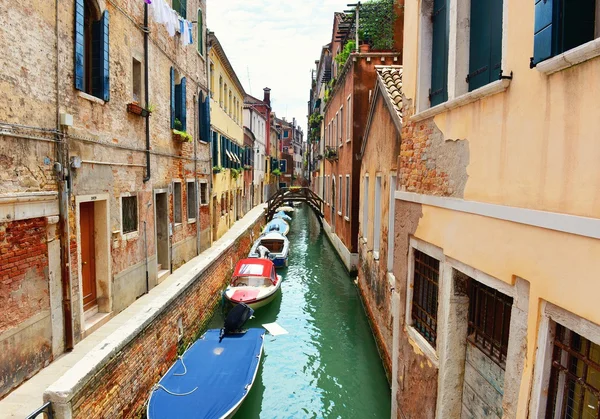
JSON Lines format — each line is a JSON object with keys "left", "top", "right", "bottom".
{"left": 208, "top": 32, "right": 246, "bottom": 240}
{"left": 383, "top": 1, "right": 600, "bottom": 418}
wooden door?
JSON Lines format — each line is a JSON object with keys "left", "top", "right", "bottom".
{"left": 80, "top": 202, "right": 97, "bottom": 312}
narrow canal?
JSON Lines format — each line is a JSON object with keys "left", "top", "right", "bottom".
{"left": 209, "top": 204, "right": 391, "bottom": 418}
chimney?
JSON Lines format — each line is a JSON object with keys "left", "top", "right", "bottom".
{"left": 263, "top": 88, "right": 271, "bottom": 106}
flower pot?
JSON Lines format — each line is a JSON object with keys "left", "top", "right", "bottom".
{"left": 127, "top": 103, "right": 150, "bottom": 117}
{"left": 359, "top": 43, "right": 371, "bottom": 53}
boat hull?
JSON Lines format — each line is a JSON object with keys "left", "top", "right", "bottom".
{"left": 147, "top": 329, "right": 264, "bottom": 419}
{"left": 225, "top": 286, "right": 280, "bottom": 310}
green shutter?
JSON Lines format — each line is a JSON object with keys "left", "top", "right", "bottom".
{"left": 430, "top": 0, "right": 449, "bottom": 106}
{"left": 468, "top": 0, "right": 503, "bottom": 91}
{"left": 91, "top": 11, "right": 110, "bottom": 100}
{"left": 532, "top": 0, "right": 556, "bottom": 66}
{"left": 74, "top": 0, "right": 85, "bottom": 91}
{"left": 170, "top": 67, "right": 175, "bottom": 128}
{"left": 180, "top": 77, "right": 187, "bottom": 131}
{"left": 220, "top": 136, "right": 226, "bottom": 167}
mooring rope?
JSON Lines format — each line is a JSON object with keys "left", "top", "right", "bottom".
{"left": 152, "top": 384, "right": 198, "bottom": 396}
{"left": 173, "top": 356, "right": 188, "bottom": 376}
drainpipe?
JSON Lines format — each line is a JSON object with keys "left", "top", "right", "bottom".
{"left": 194, "top": 93, "right": 199, "bottom": 255}
{"left": 54, "top": 0, "right": 74, "bottom": 352}
{"left": 206, "top": 42, "right": 214, "bottom": 244}
{"left": 143, "top": 3, "right": 151, "bottom": 183}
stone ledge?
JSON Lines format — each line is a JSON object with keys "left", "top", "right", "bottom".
{"left": 43, "top": 204, "right": 266, "bottom": 408}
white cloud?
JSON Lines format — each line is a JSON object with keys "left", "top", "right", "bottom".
{"left": 207, "top": 0, "right": 347, "bottom": 132}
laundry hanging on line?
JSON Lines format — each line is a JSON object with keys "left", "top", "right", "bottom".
{"left": 149, "top": 0, "right": 193, "bottom": 45}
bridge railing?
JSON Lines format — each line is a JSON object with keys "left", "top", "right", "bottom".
{"left": 266, "top": 187, "right": 324, "bottom": 221}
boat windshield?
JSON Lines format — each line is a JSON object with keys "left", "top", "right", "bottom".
{"left": 233, "top": 276, "right": 273, "bottom": 287}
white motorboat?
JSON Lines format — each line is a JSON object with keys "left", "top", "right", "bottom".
{"left": 224, "top": 259, "right": 282, "bottom": 309}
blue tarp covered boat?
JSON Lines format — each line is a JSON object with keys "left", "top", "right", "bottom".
{"left": 147, "top": 328, "right": 265, "bottom": 419}
{"left": 262, "top": 218, "right": 290, "bottom": 236}
{"left": 272, "top": 211, "right": 292, "bottom": 222}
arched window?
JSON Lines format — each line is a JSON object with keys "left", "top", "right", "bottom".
{"left": 197, "top": 9, "right": 203, "bottom": 55}
{"left": 74, "top": 0, "right": 110, "bottom": 100}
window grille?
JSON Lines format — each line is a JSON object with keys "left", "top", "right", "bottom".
{"left": 186, "top": 181, "right": 196, "bottom": 220}
{"left": 467, "top": 278, "right": 513, "bottom": 367}
{"left": 122, "top": 196, "right": 138, "bottom": 234}
{"left": 173, "top": 182, "right": 182, "bottom": 223}
{"left": 200, "top": 183, "right": 208, "bottom": 205}
{"left": 546, "top": 324, "right": 600, "bottom": 419}
{"left": 411, "top": 249, "right": 439, "bottom": 347}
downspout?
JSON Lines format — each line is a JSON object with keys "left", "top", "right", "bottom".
{"left": 206, "top": 42, "right": 214, "bottom": 244}
{"left": 143, "top": 4, "right": 151, "bottom": 183}
{"left": 56, "top": 0, "right": 73, "bottom": 351}
{"left": 194, "top": 93, "right": 199, "bottom": 255}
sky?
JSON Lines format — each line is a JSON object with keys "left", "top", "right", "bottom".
{"left": 206, "top": 0, "right": 349, "bottom": 134}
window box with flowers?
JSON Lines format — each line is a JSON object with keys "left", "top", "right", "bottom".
{"left": 127, "top": 102, "right": 154, "bottom": 117}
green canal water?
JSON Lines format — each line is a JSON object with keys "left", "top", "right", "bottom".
{"left": 210, "top": 205, "right": 391, "bottom": 419}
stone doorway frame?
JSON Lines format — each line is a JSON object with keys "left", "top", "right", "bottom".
{"left": 74, "top": 194, "right": 112, "bottom": 336}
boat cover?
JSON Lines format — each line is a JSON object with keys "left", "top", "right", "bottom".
{"left": 148, "top": 328, "right": 264, "bottom": 419}
{"left": 264, "top": 218, "right": 290, "bottom": 235}
{"left": 273, "top": 211, "right": 292, "bottom": 221}
{"left": 233, "top": 258, "right": 275, "bottom": 278}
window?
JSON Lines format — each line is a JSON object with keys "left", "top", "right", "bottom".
{"left": 467, "top": 0, "right": 503, "bottom": 91}
{"left": 283, "top": 130, "right": 289, "bottom": 138}
{"left": 345, "top": 175, "right": 350, "bottom": 218}
{"left": 532, "top": 0, "right": 600, "bottom": 66}
{"left": 387, "top": 175, "right": 396, "bottom": 271}
{"left": 346, "top": 96, "right": 351, "bottom": 141}
{"left": 186, "top": 181, "right": 196, "bottom": 220}
{"left": 172, "top": 0, "right": 187, "bottom": 18}
{"left": 430, "top": 0, "right": 449, "bottom": 106}
{"left": 546, "top": 324, "right": 600, "bottom": 418}
{"left": 219, "top": 76, "right": 223, "bottom": 106}
{"left": 338, "top": 175, "right": 343, "bottom": 214}
{"left": 411, "top": 249, "right": 440, "bottom": 347}
{"left": 280, "top": 159, "right": 287, "bottom": 173}
{"left": 228, "top": 91, "right": 232, "bottom": 117}
{"left": 122, "top": 195, "right": 138, "bottom": 234}
{"left": 200, "top": 182, "right": 208, "bottom": 205}
{"left": 209, "top": 63, "right": 214, "bottom": 96}
{"left": 467, "top": 279, "right": 513, "bottom": 367}
{"left": 132, "top": 58, "right": 142, "bottom": 102}
{"left": 363, "top": 176, "right": 369, "bottom": 238}
{"left": 340, "top": 106, "right": 344, "bottom": 144}
{"left": 197, "top": 9, "right": 203, "bottom": 55}
{"left": 170, "top": 67, "right": 187, "bottom": 131}
{"left": 173, "top": 182, "right": 182, "bottom": 224}
{"left": 74, "top": 0, "right": 110, "bottom": 101}
{"left": 373, "top": 176, "right": 382, "bottom": 254}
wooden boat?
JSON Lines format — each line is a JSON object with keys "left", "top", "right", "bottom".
{"left": 248, "top": 232, "right": 290, "bottom": 268}
{"left": 224, "top": 258, "right": 282, "bottom": 309}
{"left": 147, "top": 320, "right": 264, "bottom": 419}
{"left": 276, "top": 206, "right": 294, "bottom": 213}
{"left": 272, "top": 211, "right": 292, "bottom": 222}
{"left": 263, "top": 218, "right": 290, "bottom": 236}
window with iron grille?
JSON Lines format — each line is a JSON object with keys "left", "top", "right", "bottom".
{"left": 173, "top": 182, "right": 182, "bottom": 224}
{"left": 467, "top": 278, "right": 513, "bottom": 367}
{"left": 186, "top": 181, "right": 196, "bottom": 220}
{"left": 122, "top": 195, "right": 138, "bottom": 234}
{"left": 411, "top": 249, "right": 440, "bottom": 347}
{"left": 545, "top": 324, "right": 600, "bottom": 419}
{"left": 200, "top": 182, "right": 208, "bottom": 205}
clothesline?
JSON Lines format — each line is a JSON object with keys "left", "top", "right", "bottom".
{"left": 146, "top": 0, "right": 193, "bottom": 46}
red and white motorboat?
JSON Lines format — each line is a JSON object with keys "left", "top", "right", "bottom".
{"left": 224, "top": 259, "right": 282, "bottom": 310}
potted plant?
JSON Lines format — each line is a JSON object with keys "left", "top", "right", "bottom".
{"left": 272, "top": 168, "right": 282, "bottom": 177}
{"left": 325, "top": 146, "right": 338, "bottom": 161}
{"left": 172, "top": 119, "right": 192, "bottom": 142}
{"left": 127, "top": 102, "right": 151, "bottom": 117}
{"left": 212, "top": 166, "right": 223, "bottom": 174}
{"left": 231, "top": 168, "right": 242, "bottom": 180}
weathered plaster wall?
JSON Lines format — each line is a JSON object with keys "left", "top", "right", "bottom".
{"left": 357, "top": 94, "right": 401, "bottom": 377}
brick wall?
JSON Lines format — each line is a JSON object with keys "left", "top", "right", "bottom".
{"left": 0, "top": 217, "right": 52, "bottom": 399}
{"left": 65, "top": 215, "right": 264, "bottom": 419}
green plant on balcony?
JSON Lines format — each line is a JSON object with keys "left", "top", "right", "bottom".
{"left": 334, "top": 40, "right": 356, "bottom": 67}
{"left": 172, "top": 129, "right": 193, "bottom": 142}
{"left": 231, "top": 168, "right": 242, "bottom": 180}
{"left": 212, "top": 166, "right": 223, "bottom": 174}
{"left": 272, "top": 168, "right": 282, "bottom": 176}
{"left": 325, "top": 146, "right": 338, "bottom": 161}
{"left": 309, "top": 112, "right": 323, "bottom": 129}
{"left": 359, "top": 0, "right": 396, "bottom": 50}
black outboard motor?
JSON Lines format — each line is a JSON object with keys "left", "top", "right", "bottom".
{"left": 219, "top": 303, "right": 254, "bottom": 342}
